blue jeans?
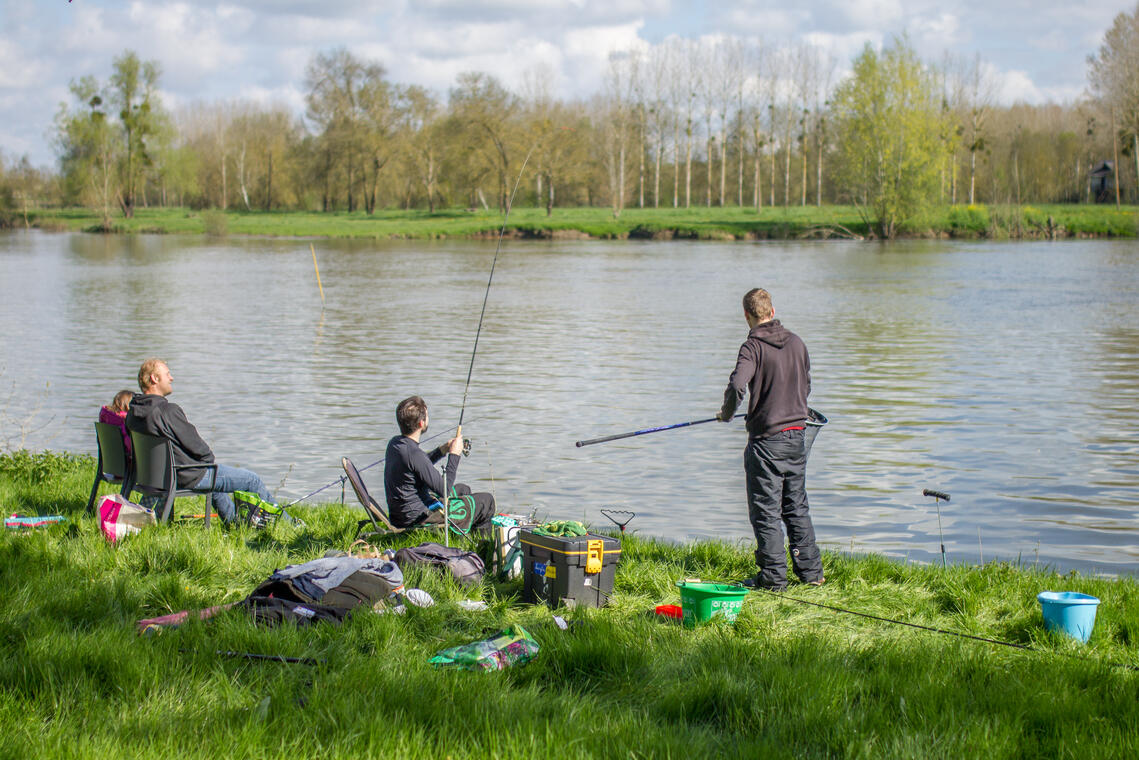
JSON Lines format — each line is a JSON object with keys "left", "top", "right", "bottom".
{"left": 194, "top": 464, "right": 273, "bottom": 524}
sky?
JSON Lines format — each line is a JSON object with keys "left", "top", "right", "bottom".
{"left": 0, "top": 0, "right": 1132, "bottom": 168}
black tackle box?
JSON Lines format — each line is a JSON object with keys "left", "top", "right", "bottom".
{"left": 519, "top": 530, "right": 621, "bottom": 609}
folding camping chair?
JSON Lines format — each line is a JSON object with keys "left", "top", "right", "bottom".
{"left": 341, "top": 456, "right": 413, "bottom": 540}
{"left": 341, "top": 457, "right": 471, "bottom": 544}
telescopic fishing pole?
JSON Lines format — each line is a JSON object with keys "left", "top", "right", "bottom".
{"left": 576, "top": 407, "right": 828, "bottom": 449}
{"left": 282, "top": 423, "right": 468, "bottom": 509}
{"left": 575, "top": 414, "right": 746, "bottom": 448}
{"left": 444, "top": 143, "right": 539, "bottom": 546}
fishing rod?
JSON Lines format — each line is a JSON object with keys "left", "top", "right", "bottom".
{"left": 444, "top": 141, "right": 540, "bottom": 546}
{"left": 576, "top": 407, "right": 828, "bottom": 448}
{"left": 753, "top": 588, "right": 1139, "bottom": 672}
{"left": 575, "top": 414, "right": 746, "bottom": 448}
{"left": 281, "top": 423, "right": 469, "bottom": 509}
{"left": 456, "top": 145, "right": 538, "bottom": 429}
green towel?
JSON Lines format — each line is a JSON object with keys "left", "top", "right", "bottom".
{"left": 532, "top": 520, "right": 588, "bottom": 537}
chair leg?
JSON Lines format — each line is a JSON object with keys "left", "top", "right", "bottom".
{"left": 86, "top": 475, "right": 102, "bottom": 515}
{"left": 160, "top": 490, "right": 176, "bottom": 523}
{"left": 204, "top": 467, "right": 218, "bottom": 530}
{"left": 87, "top": 451, "right": 104, "bottom": 515}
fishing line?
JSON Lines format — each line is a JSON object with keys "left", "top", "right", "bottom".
{"left": 444, "top": 143, "right": 540, "bottom": 547}
{"left": 456, "top": 144, "right": 538, "bottom": 429}
{"left": 282, "top": 422, "right": 470, "bottom": 508}
{"left": 753, "top": 589, "right": 1138, "bottom": 672}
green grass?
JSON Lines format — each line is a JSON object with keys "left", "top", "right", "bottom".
{"left": 2, "top": 450, "right": 1138, "bottom": 758}
{"left": 28, "top": 203, "right": 1139, "bottom": 240}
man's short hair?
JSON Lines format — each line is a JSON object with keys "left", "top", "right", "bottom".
{"left": 138, "top": 358, "right": 167, "bottom": 392}
{"left": 396, "top": 396, "right": 428, "bottom": 435}
{"left": 743, "top": 288, "right": 773, "bottom": 321}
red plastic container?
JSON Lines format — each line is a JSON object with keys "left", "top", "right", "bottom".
{"left": 655, "top": 604, "right": 683, "bottom": 619}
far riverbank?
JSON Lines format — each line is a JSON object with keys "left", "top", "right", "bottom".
{"left": 18, "top": 203, "right": 1139, "bottom": 240}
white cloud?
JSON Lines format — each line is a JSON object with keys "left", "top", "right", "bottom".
{"left": 912, "top": 12, "right": 962, "bottom": 49}
{"left": 3, "top": 0, "right": 1118, "bottom": 166}
{"left": 801, "top": 30, "right": 881, "bottom": 67}
{"left": 994, "top": 68, "right": 1042, "bottom": 103}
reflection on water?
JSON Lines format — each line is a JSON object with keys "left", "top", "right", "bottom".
{"left": 2, "top": 231, "right": 1137, "bottom": 576}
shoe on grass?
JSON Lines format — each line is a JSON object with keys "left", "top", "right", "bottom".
{"left": 741, "top": 575, "right": 786, "bottom": 592}
{"left": 804, "top": 577, "right": 825, "bottom": 587}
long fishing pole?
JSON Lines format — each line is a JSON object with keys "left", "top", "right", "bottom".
{"left": 282, "top": 423, "right": 468, "bottom": 509}
{"left": 577, "top": 407, "right": 828, "bottom": 448}
{"left": 456, "top": 145, "right": 538, "bottom": 429}
{"left": 445, "top": 143, "right": 539, "bottom": 546}
{"left": 753, "top": 588, "right": 1138, "bottom": 672}
{"left": 575, "top": 414, "right": 746, "bottom": 448}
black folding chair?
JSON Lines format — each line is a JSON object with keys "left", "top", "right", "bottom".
{"left": 341, "top": 457, "right": 410, "bottom": 540}
{"left": 86, "top": 422, "right": 133, "bottom": 514}
{"left": 128, "top": 430, "right": 219, "bottom": 527}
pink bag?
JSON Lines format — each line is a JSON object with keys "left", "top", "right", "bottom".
{"left": 98, "top": 494, "right": 156, "bottom": 542}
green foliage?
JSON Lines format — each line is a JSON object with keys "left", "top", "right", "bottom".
{"left": 1, "top": 450, "right": 1138, "bottom": 758}
{"left": 0, "top": 450, "right": 91, "bottom": 484}
{"left": 31, "top": 204, "right": 1136, "bottom": 240}
{"left": 946, "top": 204, "right": 990, "bottom": 235}
{"left": 200, "top": 209, "right": 228, "bottom": 236}
{"left": 831, "top": 38, "right": 952, "bottom": 238}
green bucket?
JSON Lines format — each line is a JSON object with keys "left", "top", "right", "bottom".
{"left": 676, "top": 581, "right": 751, "bottom": 627}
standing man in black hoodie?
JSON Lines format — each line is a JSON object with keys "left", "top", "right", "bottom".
{"left": 718, "top": 288, "right": 824, "bottom": 591}
{"left": 126, "top": 358, "right": 275, "bottom": 524}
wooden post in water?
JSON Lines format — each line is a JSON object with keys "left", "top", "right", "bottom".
{"left": 310, "top": 243, "right": 325, "bottom": 307}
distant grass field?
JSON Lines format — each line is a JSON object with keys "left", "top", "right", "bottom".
{"left": 2, "top": 449, "right": 1137, "bottom": 758}
{"left": 28, "top": 202, "right": 1139, "bottom": 240}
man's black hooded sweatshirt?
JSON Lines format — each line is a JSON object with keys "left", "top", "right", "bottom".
{"left": 126, "top": 393, "right": 215, "bottom": 488}
{"left": 720, "top": 319, "right": 811, "bottom": 439}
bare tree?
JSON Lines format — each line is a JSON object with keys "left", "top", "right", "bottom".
{"left": 959, "top": 55, "right": 996, "bottom": 205}
{"left": 1088, "top": 2, "right": 1139, "bottom": 203}
{"left": 642, "top": 45, "right": 672, "bottom": 209}
{"left": 600, "top": 54, "right": 636, "bottom": 219}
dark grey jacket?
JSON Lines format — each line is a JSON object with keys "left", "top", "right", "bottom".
{"left": 721, "top": 319, "right": 811, "bottom": 438}
{"left": 125, "top": 393, "right": 215, "bottom": 488}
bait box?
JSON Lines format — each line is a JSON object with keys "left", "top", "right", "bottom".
{"left": 519, "top": 530, "right": 621, "bottom": 609}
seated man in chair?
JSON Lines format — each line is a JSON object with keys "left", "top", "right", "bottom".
{"left": 383, "top": 395, "right": 495, "bottom": 534}
{"left": 126, "top": 358, "right": 275, "bottom": 525}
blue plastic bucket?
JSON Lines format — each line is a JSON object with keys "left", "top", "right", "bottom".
{"left": 1037, "top": 591, "right": 1100, "bottom": 643}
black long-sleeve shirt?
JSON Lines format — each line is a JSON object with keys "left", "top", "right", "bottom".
{"left": 383, "top": 435, "right": 460, "bottom": 528}
{"left": 721, "top": 319, "right": 811, "bottom": 438}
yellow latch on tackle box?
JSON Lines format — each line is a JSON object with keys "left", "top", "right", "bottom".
{"left": 586, "top": 539, "right": 603, "bottom": 574}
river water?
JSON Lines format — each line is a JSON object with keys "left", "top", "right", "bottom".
{"left": 2, "top": 230, "right": 1136, "bottom": 575}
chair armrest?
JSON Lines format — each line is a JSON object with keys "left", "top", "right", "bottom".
{"left": 173, "top": 462, "right": 218, "bottom": 473}
{"left": 173, "top": 462, "right": 219, "bottom": 491}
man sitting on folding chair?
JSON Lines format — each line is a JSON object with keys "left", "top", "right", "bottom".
{"left": 383, "top": 395, "right": 495, "bottom": 536}
{"left": 125, "top": 358, "right": 275, "bottom": 525}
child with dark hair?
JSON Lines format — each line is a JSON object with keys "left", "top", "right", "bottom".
{"left": 99, "top": 389, "right": 134, "bottom": 458}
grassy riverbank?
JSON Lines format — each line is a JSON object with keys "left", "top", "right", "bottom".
{"left": 25, "top": 203, "right": 1139, "bottom": 240}
{"left": 2, "top": 450, "right": 1138, "bottom": 758}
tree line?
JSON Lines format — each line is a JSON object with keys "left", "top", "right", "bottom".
{"left": 2, "top": 4, "right": 1136, "bottom": 237}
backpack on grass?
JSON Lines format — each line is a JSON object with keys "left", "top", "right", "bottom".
{"left": 394, "top": 542, "right": 485, "bottom": 587}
